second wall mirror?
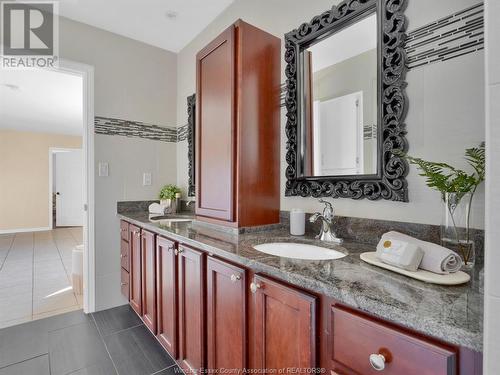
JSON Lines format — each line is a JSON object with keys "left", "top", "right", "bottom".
{"left": 284, "top": 0, "right": 409, "bottom": 201}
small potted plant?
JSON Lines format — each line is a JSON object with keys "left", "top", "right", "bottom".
{"left": 400, "top": 142, "right": 485, "bottom": 269}
{"left": 159, "top": 184, "right": 181, "bottom": 211}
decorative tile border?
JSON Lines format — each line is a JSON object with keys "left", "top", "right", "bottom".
{"left": 405, "top": 3, "right": 484, "bottom": 69}
{"left": 177, "top": 123, "right": 188, "bottom": 142}
{"left": 95, "top": 116, "right": 178, "bottom": 142}
{"left": 279, "top": 3, "right": 484, "bottom": 106}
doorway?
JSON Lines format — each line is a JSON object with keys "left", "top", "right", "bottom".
{"left": 50, "top": 148, "right": 84, "bottom": 229}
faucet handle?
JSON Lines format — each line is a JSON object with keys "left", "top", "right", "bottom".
{"left": 318, "top": 199, "right": 334, "bottom": 220}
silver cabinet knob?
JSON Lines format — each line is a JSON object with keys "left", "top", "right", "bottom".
{"left": 168, "top": 246, "right": 175, "bottom": 252}
{"left": 120, "top": 228, "right": 127, "bottom": 232}
{"left": 369, "top": 353, "right": 386, "bottom": 371}
{"left": 250, "top": 282, "right": 262, "bottom": 293}
{"left": 120, "top": 282, "right": 127, "bottom": 286}
{"left": 174, "top": 248, "right": 184, "bottom": 256}
{"left": 230, "top": 274, "right": 241, "bottom": 283}
{"left": 120, "top": 254, "right": 128, "bottom": 258}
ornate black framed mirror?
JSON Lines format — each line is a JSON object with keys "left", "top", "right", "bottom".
{"left": 187, "top": 94, "right": 196, "bottom": 197}
{"left": 284, "top": 0, "right": 409, "bottom": 201}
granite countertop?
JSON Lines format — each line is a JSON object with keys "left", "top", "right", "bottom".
{"left": 118, "top": 211, "right": 483, "bottom": 352}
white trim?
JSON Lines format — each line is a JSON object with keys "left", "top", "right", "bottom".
{"left": 49, "top": 58, "right": 96, "bottom": 314}
{"left": 0, "top": 227, "right": 50, "bottom": 235}
{"left": 48, "top": 147, "right": 82, "bottom": 230}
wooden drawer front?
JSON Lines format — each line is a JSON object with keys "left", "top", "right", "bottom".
{"left": 120, "top": 240, "right": 129, "bottom": 271}
{"left": 330, "top": 306, "right": 457, "bottom": 375}
{"left": 141, "top": 230, "right": 157, "bottom": 334}
{"left": 120, "top": 220, "right": 129, "bottom": 241}
{"left": 121, "top": 268, "right": 129, "bottom": 300}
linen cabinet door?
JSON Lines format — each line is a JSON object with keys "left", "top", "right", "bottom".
{"left": 178, "top": 244, "right": 205, "bottom": 374}
{"left": 252, "top": 274, "right": 317, "bottom": 371}
{"left": 141, "top": 229, "right": 157, "bottom": 334}
{"left": 129, "top": 225, "right": 142, "bottom": 315}
{"left": 207, "top": 256, "right": 247, "bottom": 372}
{"left": 195, "top": 25, "right": 235, "bottom": 221}
{"left": 156, "top": 236, "right": 178, "bottom": 358}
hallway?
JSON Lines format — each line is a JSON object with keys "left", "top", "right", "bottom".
{"left": 0, "top": 228, "right": 83, "bottom": 328}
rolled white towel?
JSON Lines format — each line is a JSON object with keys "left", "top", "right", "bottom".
{"left": 381, "top": 231, "right": 462, "bottom": 274}
{"left": 148, "top": 203, "right": 165, "bottom": 215}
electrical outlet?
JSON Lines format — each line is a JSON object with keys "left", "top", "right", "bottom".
{"left": 143, "top": 172, "right": 152, "bottom": 186}
{"left": 98, "top": 162, "right": 109, "bottom": 177}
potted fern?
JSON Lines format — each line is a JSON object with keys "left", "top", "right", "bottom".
{"left": 159, "top": 184, "right": 181, "bottom": 212}
{"left": 401, "top": 143, "right": 485, "bottom": 269}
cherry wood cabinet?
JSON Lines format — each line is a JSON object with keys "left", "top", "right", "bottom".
{"left": 177, "top": 244, "right": 206, "bottom": 374}
{"left": 252, "top": 274, "right": 318, "bottom": 370}
{"left": 120, "top": 223, "right": 482, "bottom": 375}
{"left": 196, "top": 20, "right": 281, "bottom": 228}
{"left": 206, "top": 257, "right": 247, "bottom": 371}
{"left": 120, "top": 220, "right": 130, "bottom": 300}
{"left": 156, "top": 236, "right": 178, "bottom": 358}
{"left": 120, "top": 239, "right": 129, "bottom": 271}
{"left": 141, "top": 229, "right": 157, "bottom": 334}
{"left": 129, "top": 224, "right": 142, "bottom": 315}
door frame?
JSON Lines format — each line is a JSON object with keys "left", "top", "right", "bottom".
{"left": 48, "top": 59, "right": 96, "bottom": 313}
{"left": 48, "top": 147, "right": 83, "bottom": 229}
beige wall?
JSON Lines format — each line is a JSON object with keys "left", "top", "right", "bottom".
{"left": 0, "top": 130, "right": 82, "bottom": 231}
{"left": 176, "top": 0, "right": 485, "bottom": 229}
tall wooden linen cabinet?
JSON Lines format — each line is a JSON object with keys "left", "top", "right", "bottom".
{"left": 195, "top": 20, "right": 281, "bottom": 228}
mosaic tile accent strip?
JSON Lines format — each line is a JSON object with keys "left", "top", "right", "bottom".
{"left": 405, "top": 3, "right": 484, "bottom": 69}
{"left": 279, "top": 4, "right": 484, "bottom": 107}
{"left": 177, "top": 123, "right": 188, "bottom": 142}
{"left": 94, "top": 116, "right": 178, "bottom": 142}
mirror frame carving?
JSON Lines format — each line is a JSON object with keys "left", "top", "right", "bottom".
{"left": 284, "top": 0, "right": 409, "bottom": 201}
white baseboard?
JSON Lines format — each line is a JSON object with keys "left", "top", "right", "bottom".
{"left": 0, "top": 227, "right": 50, "bottom": 234}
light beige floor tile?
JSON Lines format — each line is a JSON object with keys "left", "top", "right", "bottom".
{"left": 0, "top": 316, "right": 32, "bottom": 329}
{"left": 33, "top": 289, "right": 77, "bottom": 315}
{"left": 32, "top": 305, "right": 80, "bottom": 321}
{"left": 34, "top": 277, "right": 72, "bottom": 299}
{"left": 0, "top": 293, "right": 32, "bottom": 322}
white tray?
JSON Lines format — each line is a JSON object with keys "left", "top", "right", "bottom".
{"left": 360, "top": 252, "right": 470, "bottom": 285}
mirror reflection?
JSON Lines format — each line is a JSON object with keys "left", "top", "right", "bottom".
{"left": 301, "top": 13, "right": 378, "bottom": 177}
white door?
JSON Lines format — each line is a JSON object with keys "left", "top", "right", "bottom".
{"left": 55, "top": 149, "right": 83, "bottom": 227}
{"left": 315, "top": 92, "right": 364, "bottom": 176}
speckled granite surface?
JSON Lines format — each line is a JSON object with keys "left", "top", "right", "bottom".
{"left": 118, "top": 211, "right": 483, "bottom": 352}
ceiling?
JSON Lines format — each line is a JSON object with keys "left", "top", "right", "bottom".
{"left": 0, "top": 69, "right": 83, "bottom": 136}
{"left": 58, "top": 0, "right": 235, "bottom": 52}
{"left": 308, "top": 14, "right": 377, "bottom": 72}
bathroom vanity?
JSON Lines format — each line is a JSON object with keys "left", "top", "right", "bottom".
{"left": 117, "top": 212, "right": 483, "bottom": 375}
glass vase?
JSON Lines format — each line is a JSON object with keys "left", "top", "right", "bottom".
{"left": 441, "top": 192, "right": 475, "bottom": 270}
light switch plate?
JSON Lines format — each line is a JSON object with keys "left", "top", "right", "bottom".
{"left": 143, "top": 172, "right": 152, "bottom": 186}
{"left": 98, "top": 162, "right": 109, "bottom": 177}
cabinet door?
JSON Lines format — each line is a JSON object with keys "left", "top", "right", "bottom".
{"left": 196, "top": 25, "right": 235, "bottom": 221}
{"left": 252, "top": 275, "right": 317, "bottom": 370}
{"left": 178, "top": 244, "right": 205, "bottom": 374}
{"left": 156, "top": 236, "right": 178, "bottom": 358}
{"left": 129, "top": 224, "right": 142, "bottom": 315}
{"left": 141, "top": 229, "right": 157, "bottom": 333}
{"left": 207, "top": 257, "right": 246, "bottom": 371}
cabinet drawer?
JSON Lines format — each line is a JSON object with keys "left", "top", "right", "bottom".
{"left": 121, "top": 268, "right": 129, "bottom": 300}
{"left": 330, "top": 306, "right": 457, "bottom": 375}
{"left": 120, "top": 221, "right": 129, "bottom": 241}
{"left": 120, "top": 239, "right": 129, "bottom": 271}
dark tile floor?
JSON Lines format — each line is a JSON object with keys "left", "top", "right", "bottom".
{"left": 0, "top": 305, "right": 182, "bottom": 375}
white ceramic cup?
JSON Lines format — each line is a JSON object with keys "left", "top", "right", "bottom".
{"left": 290, "top": 209, "right": 305, "bottom": 236}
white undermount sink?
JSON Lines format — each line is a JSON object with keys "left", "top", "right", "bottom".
{"left": 253, "top": 242, "right": 346, "bottom": 260}
{"left": 149, "top": 215, "right": 192, "bottom": 223}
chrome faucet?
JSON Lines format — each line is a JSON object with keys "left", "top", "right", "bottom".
{"left": 309, "top": 199, "right": 343, "bottom": 244}
{"left": 186, "top": 200, "right": 195, "bottom": 207}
